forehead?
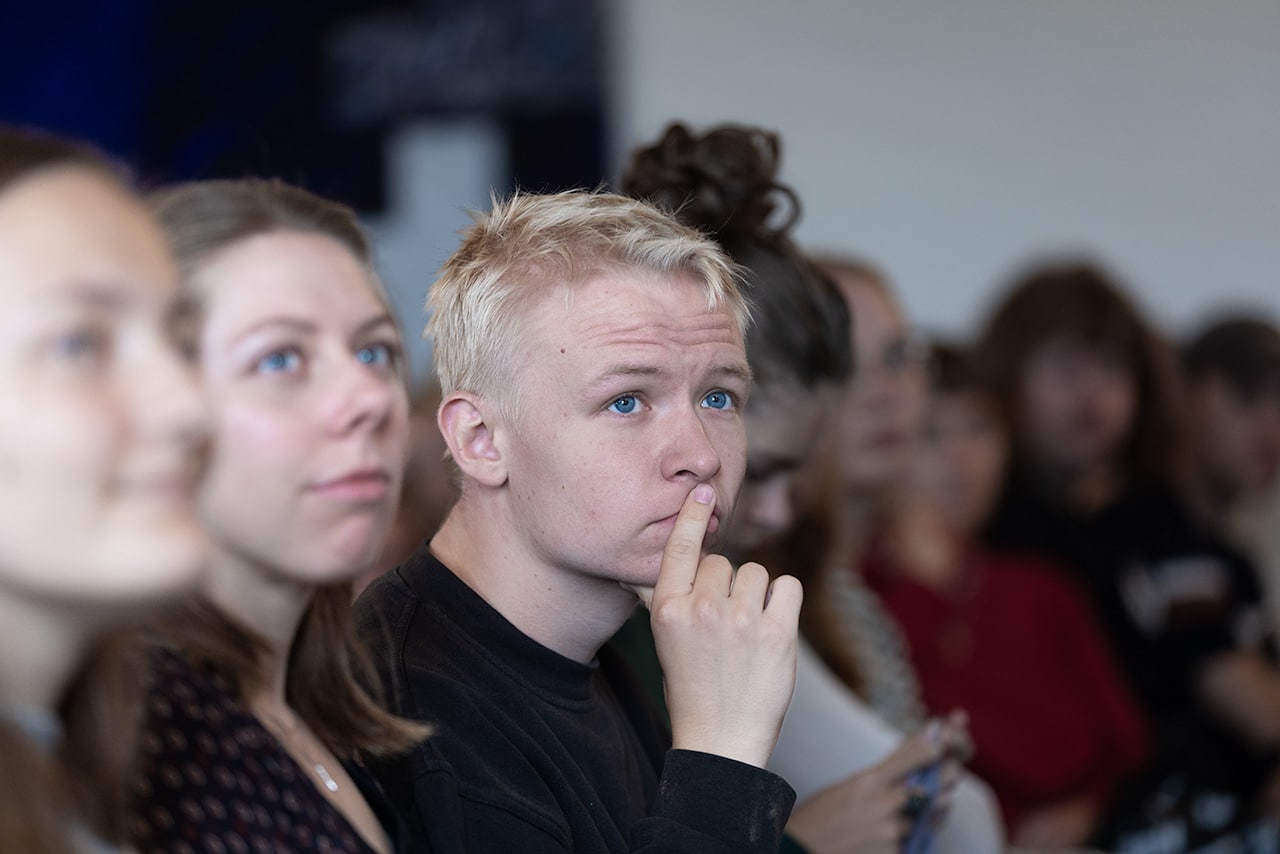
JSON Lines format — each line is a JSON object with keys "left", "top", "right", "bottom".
{"left": 0, "top": 167, "right": 173, "bottom": 313}
{"left": 526, "top": 266, "right": 745, "bottom": 359}
{"left": 845, "top": 280, "right": 904, "bottom": 340}
{"left": 195, "top": 230, "right": 383, "bottom": 329}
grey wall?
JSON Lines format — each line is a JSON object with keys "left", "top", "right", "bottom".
{"left": 369, "top": 1, "right": 1280, "bottom": 385}
{"left": 609, "top": 0, "right": 1280, "bottom": 338}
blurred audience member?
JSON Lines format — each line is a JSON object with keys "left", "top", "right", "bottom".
{"left": 866, "top": 342, "right": 1148, "bottom": 847}
{"left": 763, "top": 252, "right": 1004, "bottom": 852}
{"left": 788, "top": 255, "right": 931, "bottom": 731}
{"left": 0, "top": 126, "right": 209, "bottom": 853}
{"left": 977, "top": 259, "right": 1280, "bottom": 851}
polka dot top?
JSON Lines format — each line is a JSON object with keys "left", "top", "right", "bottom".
{"left": 128, "top": 646, "right": 395, "bottom": 854}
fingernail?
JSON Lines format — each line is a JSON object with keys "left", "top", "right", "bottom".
{"left": 693, "top": 484, "right": 714, "bottom": 504}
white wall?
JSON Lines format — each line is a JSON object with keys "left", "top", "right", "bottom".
{"left": 363, "top": 119, "right": 504, "bottom": 387}
{"left": 608, "top": 0, "right": 1280, "bottom": 340}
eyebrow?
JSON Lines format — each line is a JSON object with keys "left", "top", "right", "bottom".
{"left": 41, "top": 280, "right": 132, "bottom": 311}
{"left": 710, "top": 362, "right": 754, "bottom": 388}
{"left": 229, "top": 311, "right": 396, "bottom": 347}
{"left": 587, "top": 363, "right": 667, "bottom": 387}
{"left": 586, "top": 361, "right": 754, "bottom": 391}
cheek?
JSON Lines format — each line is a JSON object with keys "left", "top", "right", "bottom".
{"left": 0, "top": 394, "right": 117, "bottom": 494}
{"left": 203, "top": 403, "right": 300, "bottom": 503}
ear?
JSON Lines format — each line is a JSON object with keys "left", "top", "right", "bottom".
{"left": 438, "top": 393, "right": 508, "bottom": 488}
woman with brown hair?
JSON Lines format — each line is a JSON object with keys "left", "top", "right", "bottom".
{"left": 0, "top": 125, "right": 209, "bottom": 852}
{"left": 976, "top": 259, "right": 1280, "bottom": 851}
{"left": 126, "top": 178, "right": 426, "bottom": 853}
{"left": 616, "top": 123, "right": 1002, "bottom": 853}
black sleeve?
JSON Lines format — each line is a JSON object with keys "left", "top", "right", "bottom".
{"left": 397, "top": 750, "right": 795, "bottom": 854}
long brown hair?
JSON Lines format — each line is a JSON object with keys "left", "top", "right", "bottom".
{"left": 973, "top": 258, "right": 1186, "bottom": 494}
{"left": 145, "top": 178, "right": 425, "bottom": 758}
{"left": 0, "top": 125, "right": 142, "bottom": 852}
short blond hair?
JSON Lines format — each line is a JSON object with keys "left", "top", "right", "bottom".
{"left": 426, "top": 190, "right": 749, "bottom": 413}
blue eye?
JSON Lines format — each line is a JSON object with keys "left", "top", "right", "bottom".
{"left": 702, "top": 390, "right": 733, "bottom": 410}
{"left": 357, "top": 342, "right": 396, "bottom": 368}
{"left": 54, "top": 327, "right": 108, "bottom": 362}
{"left": 257, "top": 349, "right": 301, "bottom": 374}
{"left": 608, "top": 395, "right": 638, "bottom": 414}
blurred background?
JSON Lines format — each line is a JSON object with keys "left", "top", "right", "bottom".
{"left": 3, "top": 0, "right": 1277, "bottom": 385}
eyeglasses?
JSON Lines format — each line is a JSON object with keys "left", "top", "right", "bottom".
{"left": 853, "top": 330, "right": 931, "bottom": 381}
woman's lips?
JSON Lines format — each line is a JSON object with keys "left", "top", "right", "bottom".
{"left": 309, "top": 469, "right": 392, "bottom": 503}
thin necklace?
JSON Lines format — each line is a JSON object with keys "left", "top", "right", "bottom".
{"left": 255, "top": 703, "right": 340, "bottom": 793}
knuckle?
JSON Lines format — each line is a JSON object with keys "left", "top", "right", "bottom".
{"left": 650, "top": 598, "right": 683, "bottom": 628}
{"left": 692, "top": 595, "right": 722, "bottom": 626}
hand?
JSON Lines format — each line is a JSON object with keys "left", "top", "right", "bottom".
{"left": 930, "top": 709, "right": 973, "bottom": 822}
{"left": 636, "top": 483, "right": 802, "bottom": 769}
{"left": 1012, "top": 794, "right": 1100, "bottom": 850}
{"left": 787, "top": 731, "right": 944, "bottom": 854}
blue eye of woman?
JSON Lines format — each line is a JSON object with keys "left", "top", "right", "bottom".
{"left": 257, "top": 349, "right": 301, "bottom": 374}
{"left": 55, "top": 328, "right": 107, "bottom": 362}
{"left": 702, "top": 390, "right": 732, "bottom": 410}
{"left": 357, "top": 343, "right": 394, "bottom": 368}
{"left": 608, "top": 395, "right": 638, "bottom": 414}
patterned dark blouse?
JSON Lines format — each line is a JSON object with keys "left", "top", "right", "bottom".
{"left": 128, "top": 646, "right": 403, "bottom": 854}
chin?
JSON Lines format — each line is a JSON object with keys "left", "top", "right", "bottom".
{"left": 100, "top": 528, "right": 209, "bottom": 600}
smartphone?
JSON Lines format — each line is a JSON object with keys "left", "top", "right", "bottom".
{"left": 901, "top": 754, "right": 942, "bottom": 854}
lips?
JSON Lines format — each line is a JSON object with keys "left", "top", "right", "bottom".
{"left": 308, "top": 468, "right": 393, "bottom": 503}
{"left": 654, "top": 504, "right": 722, "bottom": 535}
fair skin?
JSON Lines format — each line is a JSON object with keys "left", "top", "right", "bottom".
{"left": 728, "top": 381, "right": 837, "bottom": 556}
{"left": 433, "top": 266, "right": 802, "bottom": 768}
{"left": 787, "top": 728, "right": 943, "bottom": 854}
{"left": 907, "top": 391, "right": 1009, "bottom": 546}
{"left": 0, "top": 166, "right": 208, "bottom": 712}
{"left": 827, "top": 274, "right": 929, "bottom": 502}
{"left": 1019, "top": 336, "right": 1137, "bottom": 514}
{"left": 193, "top": 230, "right": 409, "bottom": 854}
{"left": 1185, "top": 374, "right": 1280, "bottom": 527}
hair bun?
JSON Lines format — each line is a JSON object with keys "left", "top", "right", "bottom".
{"left": 620, "top": 122, "right": 799, "bottom": 239}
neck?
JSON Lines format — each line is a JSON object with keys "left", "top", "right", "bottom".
{"left": 431, "top": 500, "right": 638, "bottom": 665}
{"left": 204, "top": 548, "right": 314, "bottom": 705}
{"left": 0, "top": 592, "right": 93, "bottom": 712}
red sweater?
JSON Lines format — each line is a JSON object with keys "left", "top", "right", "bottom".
{"left": 864, "top": 546, "right": 1149, "bottom": 832}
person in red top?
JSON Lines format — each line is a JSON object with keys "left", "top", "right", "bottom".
{"left": 865, "top": 342, "right": 1149, "bottom": 848}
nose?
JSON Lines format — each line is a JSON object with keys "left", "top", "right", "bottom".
{"left": 324, "top": 353, "right": 403, "bottom": 437}
{"left": 661, "top": 404, "right": 722, "bottom": 483}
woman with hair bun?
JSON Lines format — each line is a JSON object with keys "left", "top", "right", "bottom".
{"left": 614, "top": 121, "right": 1003, "bottom": 854}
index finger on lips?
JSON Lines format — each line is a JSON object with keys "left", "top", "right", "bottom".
{"left": 654, "top": 484, "right": 715, "bottom": 601}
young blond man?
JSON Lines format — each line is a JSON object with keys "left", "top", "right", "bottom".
{"left": 356, "top": 190, "right": 800, "bottom": 852}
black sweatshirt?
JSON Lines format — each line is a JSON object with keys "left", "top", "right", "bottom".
{"left": 354, "top": 544, "right": 795, "bottom": 853}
